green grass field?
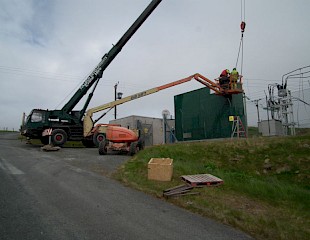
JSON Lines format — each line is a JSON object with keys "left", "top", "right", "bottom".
{"left": 113, "top": 134, "right": 310, "bottom": 240}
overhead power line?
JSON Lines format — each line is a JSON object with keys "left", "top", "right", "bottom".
{"left": 0, "top": 65, "right": 80, "bottom": 80}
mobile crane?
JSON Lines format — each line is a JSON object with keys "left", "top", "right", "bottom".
{"left": 82, "top": 73, "right": 243, "bottom": 155}
{"left": 20, "top": 0, "right": 162, "bottom": 146}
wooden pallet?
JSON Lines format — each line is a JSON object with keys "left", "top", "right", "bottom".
{"left": 181, "top": 174, "right": 223, "bottom": 187}
{"left": 163, "top": 184, "right": 200, "bottom": 198}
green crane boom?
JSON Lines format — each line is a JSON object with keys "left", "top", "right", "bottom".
{"left": 62, "top": 0, "right": 162, "bottom": 116}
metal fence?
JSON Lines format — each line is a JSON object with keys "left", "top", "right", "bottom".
{"left": 291, "top": 88, "right": 310, "bottom": 128}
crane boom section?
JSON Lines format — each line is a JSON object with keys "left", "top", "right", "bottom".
{"left": 61, "top": 0, "right": 162, "bottom": 114}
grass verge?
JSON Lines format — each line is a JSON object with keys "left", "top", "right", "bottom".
{"left": 113, "top": 135, "right": 310, "bottom": 240}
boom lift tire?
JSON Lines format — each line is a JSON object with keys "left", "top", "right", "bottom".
{"left": 51, "top": 129, "right": 67, "bottom": 146}
{"left": 98, "top": 140, "right": 108, "bottom": 155}
{"left": 129, "top": 142, "right": 139, "bottom": 156}
{"left": 93, "top": 132, "right": 106, "bottom": 147}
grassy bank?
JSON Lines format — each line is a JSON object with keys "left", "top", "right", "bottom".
{"left": 113, "top": 135, "right": 310, "bottom": 240}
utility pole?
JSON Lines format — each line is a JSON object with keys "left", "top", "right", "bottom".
{"left": 264, "top": 91, "right": 271, "bottom": 136}
{"left": 253, "top": 98, "right": 262, "bottom": 122}
{"left": 114, "top": 82, "right": 123, "bottom": 120}
{"left": 114, "top": 82, "right": 119, "bottom": 119}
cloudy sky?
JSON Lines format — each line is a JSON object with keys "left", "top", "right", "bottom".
{"left": 1, "top": 0, "right": 310, "bottom": 130}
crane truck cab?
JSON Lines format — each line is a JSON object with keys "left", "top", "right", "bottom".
{"left": 21, "top": 109, "right": 81, "bottom": 145}
{"left": 21, "top": 109, "right": 47, "bottom": 142}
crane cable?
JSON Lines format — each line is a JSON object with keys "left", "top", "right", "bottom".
{"left": 235, "top": 0, "right": 246, "bottom": 75}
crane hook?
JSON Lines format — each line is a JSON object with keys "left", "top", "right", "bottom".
{"left": 240, "top": 21, "right": 246, "bottom": 33}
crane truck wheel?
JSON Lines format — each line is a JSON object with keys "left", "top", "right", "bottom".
{"left": 51, "top": 129, "right": 67, "bottom": 146}
{"left": 98, "top": 140, "right": 108, "bottom": 155}
{"left": 93, "top": 132, "right": 106, "bottom": 147}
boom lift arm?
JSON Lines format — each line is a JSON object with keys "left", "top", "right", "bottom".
{"left": 83, "top": 73, "right": 239, "bottom": 136}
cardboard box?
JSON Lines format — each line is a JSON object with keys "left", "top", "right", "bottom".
{"left": 148, "top": 158, "right": 173, "bottom": 181}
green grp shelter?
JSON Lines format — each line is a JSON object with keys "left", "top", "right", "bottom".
{"left": 174, "top": 87, "right": 246, "bottom": 141}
